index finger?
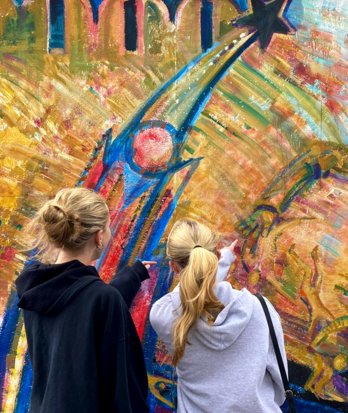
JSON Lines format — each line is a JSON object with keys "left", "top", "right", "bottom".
{"left": 229, "top": 240, "right": 238, "bottom": 250}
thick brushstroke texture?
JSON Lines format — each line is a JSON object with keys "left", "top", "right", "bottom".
{"left": 0, "top": 0, "right": 347, "bottom": 412}
{"left": 13, "top": 352, "right": 31, "bottom": 413}
{"left": 0, "top": 293, "right": 20, "bottom": 407}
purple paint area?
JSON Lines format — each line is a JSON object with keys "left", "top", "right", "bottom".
{"left": 333, "top": 374, "right": 348, "bottom": 396}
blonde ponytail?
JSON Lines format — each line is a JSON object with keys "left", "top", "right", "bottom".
{"left": 167, "top": 219, "right": 224, "bottom": 366}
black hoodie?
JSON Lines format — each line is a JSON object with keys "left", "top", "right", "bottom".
{"left": 15, "top": 260, "right": 150, "bottom": 413}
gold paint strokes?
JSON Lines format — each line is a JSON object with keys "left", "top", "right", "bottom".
{"left": 2, "top": 321, "right": 27, "bottom": 413}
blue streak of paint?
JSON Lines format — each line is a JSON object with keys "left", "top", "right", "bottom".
{"left": 176, "top": 31, "right": 259, "bottom": 146}
{"left": 141, "top": 158, "right": 202, "bottom": 260}
{"left": 89, "top": 0, "right": 104, "bottom": 23}
{"left": 0, "top": 290, "right": 21, "bottom": 405}
{"left": 14, "top": 352, "right": 32, "bottom": 413}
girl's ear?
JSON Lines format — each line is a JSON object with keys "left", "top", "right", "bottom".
{"left": 94, "top": 229, "right": 103, "bottom": 246}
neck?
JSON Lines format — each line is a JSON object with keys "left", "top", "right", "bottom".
{"left": 55, "top": 249, "right": 95, "bottom": 266}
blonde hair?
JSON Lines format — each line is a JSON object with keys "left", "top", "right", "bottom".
{"left": 25, "top": 188, "right": 109, "bottom": 263}
{"left": 167, "top": 219, "right": 224, "bottom": 366}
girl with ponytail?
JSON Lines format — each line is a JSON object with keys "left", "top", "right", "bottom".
{"left": 150, "top": 219, "right": 287, "bottom": 413}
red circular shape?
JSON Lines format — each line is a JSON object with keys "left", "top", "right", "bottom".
{"left": 133, "top": 127, "right": 173, "bottom": 171}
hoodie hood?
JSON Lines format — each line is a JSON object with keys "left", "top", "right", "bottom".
{"left": 16, "top": 260, "right": 100, "bottom": 314}
{"left": 172, "top": 282, "right": 255, "bottom": 351}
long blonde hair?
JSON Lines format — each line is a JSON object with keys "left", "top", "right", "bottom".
{"left": 167, "top": 219, "right": 224, "bottom": 366}
{"left": 24, "top": 188, "right": 109, "bottom": 263}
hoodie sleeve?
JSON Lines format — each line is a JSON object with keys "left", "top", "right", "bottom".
{"left": 264, "top": 298, "right": 287, "bottom": 406}
{"left": 216, "top": 248, "right": 236, "bottom": 282}
{"left": 97, "top": 289, "right": 149, "bottom": 413}
{"left": 109, "top": 261, "right": 150, "bottom": 308}
{"left": 149, "top": 286, "right": 180, "bottom": 354}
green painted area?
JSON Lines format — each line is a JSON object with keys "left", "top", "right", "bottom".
{"left": 217, "top": 85, "right": 270, "bottom": 127}
{"left": 335, "top": 285, "right": 348, "bottom": 296}
{"left": 282, "top": 266, "right": 299, "bottom": 299}
{"left": 2, "top": 10, "right": 35, "bottom": 46}
{"left": 235, "top": 60, "right": 284, "bottom": 95}
{"left": 184, "top": 145, "right": 195, "bottom": 155}
{"left": 145, "top": 2, "right": 162, "bottom": 55}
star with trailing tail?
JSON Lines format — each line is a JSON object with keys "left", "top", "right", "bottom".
{"left": 234, "top": 0, "right": 294, "bottom": 49}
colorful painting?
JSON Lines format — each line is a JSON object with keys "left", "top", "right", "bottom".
{"left": 0, "top": 0, "right": 347, "bottom": 412}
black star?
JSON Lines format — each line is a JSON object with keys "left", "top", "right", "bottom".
{"left": 234, "top": 0, "right": 294, "bottom": 49}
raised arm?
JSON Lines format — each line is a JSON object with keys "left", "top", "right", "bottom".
{"left": 216, "top": 243, "right": 237, "bottom": 283}
{"left": 109, "top": 261, "right": 149, "bottom": 308}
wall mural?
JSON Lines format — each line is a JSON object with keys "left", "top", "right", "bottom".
{"left": 0, "top": 0, "right": 347, "bottom": 412}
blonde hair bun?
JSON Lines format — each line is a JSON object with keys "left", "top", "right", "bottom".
{"left": 40, "top": 202, "right": 82, "bottom": 247}
{"left": 24, "top": 187, "right": 109, "bottom": 262}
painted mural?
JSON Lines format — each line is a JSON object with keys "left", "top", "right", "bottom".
{"left": 0, "top": 0, "right": 347, "bottom": 412}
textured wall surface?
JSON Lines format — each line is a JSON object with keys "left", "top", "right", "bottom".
{"left": 0, "top": 0, "right": 347, "bottom": 412}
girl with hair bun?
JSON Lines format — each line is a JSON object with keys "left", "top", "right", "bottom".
{"left": 16, "top": 187, "right": 154, "bottom": 413}
{"left": 150, "top": 219, "right": 287, "bottom": 413}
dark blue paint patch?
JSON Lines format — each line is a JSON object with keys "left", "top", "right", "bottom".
{"left": 201, "top": 0, "right": 213, "bottom": 51}
{"left": 125, "top": 0, "right": 137, "bottom": 51}
{"left": 48, "top": 0, "right": 65, "bottom": 51}
{"left": 89, "top": 0, "right": 104, "bottom": 24}
{"left": 161, "top": 0, "right": 182, "bottom": 22}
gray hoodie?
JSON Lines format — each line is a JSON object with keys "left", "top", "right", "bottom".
{"left": 150, "top": 249, "right": 287, "bottom": 413}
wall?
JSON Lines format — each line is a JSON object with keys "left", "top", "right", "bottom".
{"left": 0, "top": 0, "right": 347, "bottom": 412}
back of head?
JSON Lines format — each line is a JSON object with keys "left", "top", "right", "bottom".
{"left": 25, "top": 188, "right": 109, "bottom": 263}
{"left": 167, "top": 219, "right": 224, "bottom": 365}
